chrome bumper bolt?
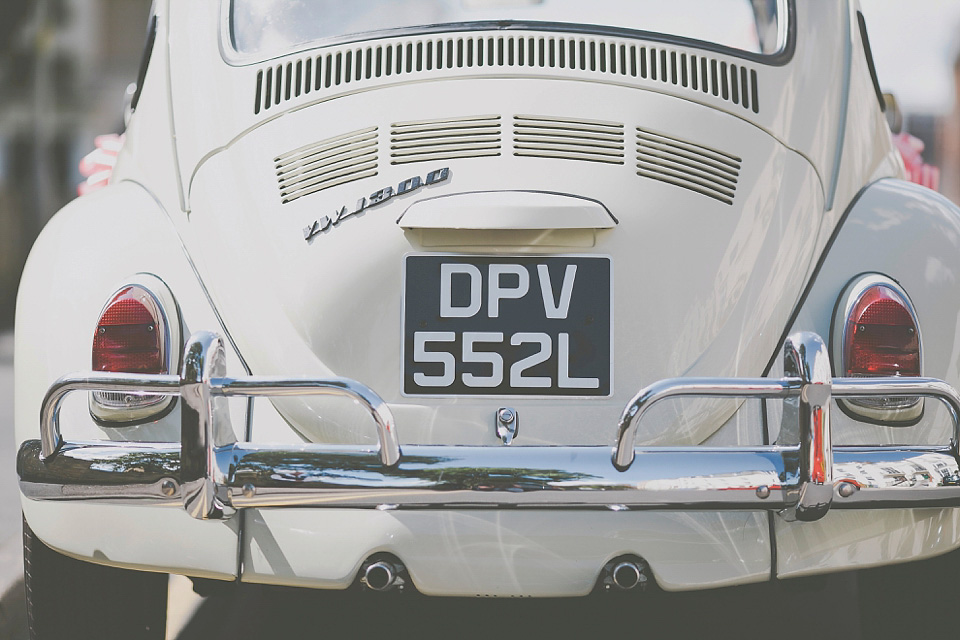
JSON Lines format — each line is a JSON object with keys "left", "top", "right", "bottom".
{"left": 838, "top": 482, "right": 857, "bottom": 498}
{"left": 160, "top": 479, "right": 178, "bottom": 497}
{"left": 756, "top": 485, "right": 771, "bottom": 499}
{"left": 496, "top": 407, "right": 518, "bottom": 445}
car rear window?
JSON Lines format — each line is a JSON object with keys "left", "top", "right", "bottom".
{"left": 229, "top": 0, "right": 788, "bottom": 61}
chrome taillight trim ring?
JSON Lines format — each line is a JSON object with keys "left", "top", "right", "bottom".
{"left": 89, "top": 274, "right": 183, "bottom": 424}
{"left": 830, "top": 273, "right": 923, "bottom": 424}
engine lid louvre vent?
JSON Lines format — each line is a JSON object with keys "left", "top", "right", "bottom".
{"left": 636, "top": 128, "right": 741, "bottom": 205}
{"left": 254, "top": 34, "right": 760, "bottom": 116}
{"left": 390, "top": 115, "right": 502, "bottom": 165}
{"left": 275, "top": 127, "right": 379, "bottom": 204}
{"left": 513, "top": 115, "right": 625, "bottom": 164}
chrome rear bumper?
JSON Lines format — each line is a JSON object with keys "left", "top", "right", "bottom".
{"left": 18, "top": 331, "right": 960, "bottom": 523}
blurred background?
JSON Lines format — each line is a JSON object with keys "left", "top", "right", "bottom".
{"left": 1, "top": 0, "right": 960, "bottom": 329}
{"left": 0, "top": 0, "right": 151, "bottom": 329}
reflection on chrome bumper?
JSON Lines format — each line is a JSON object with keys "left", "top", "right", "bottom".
{"left": 17, "top": 331, "right": 960, "bottom": 523}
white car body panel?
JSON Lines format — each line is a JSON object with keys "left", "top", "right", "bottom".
{"left": 169, "top": 2, "right": 851, "bottom": 213}
{"left": 242, "top": 509, "right": 771, "bottom": 595}
{"left": 186, "top": 77, "right": 822, "bottom": 448}
{"left": 773, "top": 180, "right": 960, "bottom": 575}
{"left": 15, "top": 183, "right": 243, "bottom": 579}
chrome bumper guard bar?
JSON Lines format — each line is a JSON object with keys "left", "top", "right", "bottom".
{"left": 17, "top": 332, "right": 960, "bottom": 522}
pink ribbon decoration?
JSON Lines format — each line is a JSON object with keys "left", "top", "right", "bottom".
{"left": 77, "top": 134, "right": 124, "bottom": 196}
{"left": 892, "top": 132, "right": 940, "bottom": 192}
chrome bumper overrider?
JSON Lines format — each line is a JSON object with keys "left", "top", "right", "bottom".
{"left": 17, "top": 332, "right": 960, "bottom": 523}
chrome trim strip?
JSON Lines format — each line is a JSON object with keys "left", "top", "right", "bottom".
{"left": 616, "top": 333, "right": 837, "bottom": 520}
{"left": 40, "top": 346, "right": 400, "bottom": 471}
{"left": 19, "top": 439, "right": 181, "bottom": 503}
{"left": 40, "top": 373, "right": 181, "bottom": 459}
{"left": 615, "top": 377, "right": 799, "bottom": 470}
{"left": 228, "top": 444, "right": 792, "bottom": 509}
{"left": 213, "top": 376, "right": 399, "bottom": 466}
{"left": 20, "top": 441, "right": 793, "bottom": 509}
{"left": 180, "top": 332, "right": 235, "bottom": 520}
{"left": 783, "top": 332, "right": 833, "bottom": 521}
{"left": 832, "top": 378, "right": 960, "bottom": 435}
{"left": 22, "top": 330, "right": 960, "bottom": 520}
{"left": 19, "top": 440, "right": 960, "bottom": 510}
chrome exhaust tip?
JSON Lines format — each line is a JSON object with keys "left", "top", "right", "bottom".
{"left": 359, "top": 557, "right": 408, "bottom": 593}
{"left": 611, "top": 562, "right": 642, "bottom": 590}
{"left": 363, "top": 561, "right": 397, "bottom": 591}
{"left": 598, "top": 556, "right": 651, "bottom": 593}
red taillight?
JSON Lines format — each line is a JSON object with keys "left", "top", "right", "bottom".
{"left": 89, "top": 278, "right": 179, "bottom": 424}
{"left": 833, "top": 275, "right": 922, "bottom": 424}
{"left": 92, "top": 286, "right": 166, "bottom": 373}
{"left": 843, "top": 285, "right": 919, "bottom": 378}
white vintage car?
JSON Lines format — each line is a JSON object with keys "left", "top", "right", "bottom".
{"left": 15, "top": 0, "right": 960, "bottom": 637}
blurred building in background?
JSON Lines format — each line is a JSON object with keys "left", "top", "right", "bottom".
{"left": 860, "top": 1, "right": 960, "bottom": 202}
{"left": 0, "top": 0, "right": 151, "bottom": 328}
{"left": 893, "top": 50, "right": 960, "bottom": 207}
{"left": 937, "top": 58, "right": 960, "bottom": 203}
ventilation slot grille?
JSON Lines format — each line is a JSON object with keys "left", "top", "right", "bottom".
{"left": 254, "top": 36, "right": 760, "bottom": 115}
{"left": 390, "top": 115, "right": 501, "bottom": 165}
{"left": 635, "top": 47, "right": 757, "bottom": 113}
{"left": 513, "top": 116, "right": 624, "bottom": 164}
{"left": 275, "top": 127, "right": 378, "bottom": 204}
{"left": 636, "top": 128, "right": 740, "bottom": 205}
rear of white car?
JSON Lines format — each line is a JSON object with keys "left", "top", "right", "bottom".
{"left": 17, "top": 0, "right": 960, "bottom": 637}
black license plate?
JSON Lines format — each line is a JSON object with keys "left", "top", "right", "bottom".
{"left": 403, "top": 255, "right": 612, "bottom": 396}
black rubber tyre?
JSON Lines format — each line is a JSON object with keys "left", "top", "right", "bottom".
{"left": 23, "top": 516, "right": 168, "bottom": 640}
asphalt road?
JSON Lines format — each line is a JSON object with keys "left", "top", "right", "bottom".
{"left": 159, "top": 569, "right": 915, "bottom": 640}
{"left": 173, "top": 580, "right": 852, "bottom": 640}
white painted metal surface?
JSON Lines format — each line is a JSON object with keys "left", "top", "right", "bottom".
{"left": 243, "top": 509, "right": 771, "bottom": 595}
{"left": 397, "top": 191, "right": 618, "bottom": 230}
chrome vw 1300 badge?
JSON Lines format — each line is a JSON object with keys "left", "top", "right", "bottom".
{"left": 304, "top": 167, "right": 449, "bottom": 243}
